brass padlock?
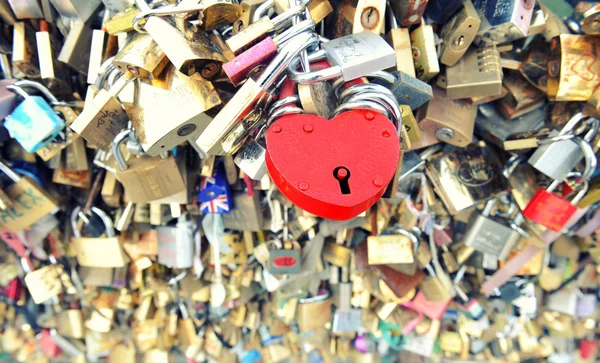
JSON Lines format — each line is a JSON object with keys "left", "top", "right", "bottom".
{"left": 128, "top": 63, "right": 223, "bottom": 156}
{"left": 112, "top": 129, "right": 187, "bottom": 203}
{"left": 112, "top": 32, "right": 169, "bottom": 79}
{"left": 144, "top": 16, "right": 228, "bottom": 80}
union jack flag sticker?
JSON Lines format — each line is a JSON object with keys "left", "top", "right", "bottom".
{"left": 198, "top": 164, "right": 232, "bottom": 214}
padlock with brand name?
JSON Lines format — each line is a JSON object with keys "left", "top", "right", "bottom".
{"left": 4, "top": 82, "right": 65, "bottom": 153}
{"left": 269, "top": 240, "right": 301, "bottom": 275}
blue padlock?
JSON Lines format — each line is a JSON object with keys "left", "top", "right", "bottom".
{"left": 198, "top": 161, "right": 233, "bottom": 214}
{"left": 4, "top": 82, "right": 65, "bottom": 153}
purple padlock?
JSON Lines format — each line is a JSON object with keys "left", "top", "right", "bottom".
{"left": 576, "top": 293, "right": 597, "bottom": 318}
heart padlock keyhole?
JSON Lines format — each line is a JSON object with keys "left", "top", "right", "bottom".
{"left": 333, "top": 166, "right": 351, "bottom": 194}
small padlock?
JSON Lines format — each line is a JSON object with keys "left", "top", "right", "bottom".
{"left": 4, "top": 82, "right": 65, "bottom": 153}
{"left": 144, "top": 15, "right": 228, "bottom": 80}
{"left": 198, "top": 162, "right": 232, "bottom": 214}
{"left": 385, "top": 6, "right": 416, "bottom": 78}
{"left": 269, "top": 240, "right": 301, "bottom": 275}
{"left": 522, "top": 177, "right": 590, "bottom": 232}
{"left": 438, "top": 0, "right": 481, "bottom": 66}
{"left": 463, "top": 198, "right": 522, "bottom": 260}
{"left": 70, "top": 75, "right": 133, "bottom": 150}
{"left": 112, "top": 129, "right": 187, "bottom": 203}
{"left": 473, "top": 0, "right": 534, "bottom": 45}
{"left": 528, "top": 113, "right": 597, "bottom": 182}
{"left": 112, "top": 32, "right": 168, "bottom": 79}
{"left": 0, "top": 159, "right": 58, "bottom": 232}
{"left": 157, "top": 214, "right": 195, "bottom": 269}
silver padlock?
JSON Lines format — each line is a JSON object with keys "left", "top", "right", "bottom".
{"left": 288, "top": 31, "right": 396, "bottom": 84}
{"left": 463, "top": 198, "right": 522, "bottom": 260}
{"left": 234, "top": 137, "right": 267, "bottom": 181}
{"left": 528, "top": 113, "right": 598, "bottom": 181}
{"left": 156, "top": 214, "right": 195, "bottom": 269}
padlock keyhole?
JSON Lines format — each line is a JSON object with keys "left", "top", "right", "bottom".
{"left": 333, "top": 166, "right": 351, "bottom": 194}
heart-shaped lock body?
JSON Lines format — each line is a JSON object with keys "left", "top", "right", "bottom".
{"left": 266, "top": 110, "right": 400, "bottom": 220}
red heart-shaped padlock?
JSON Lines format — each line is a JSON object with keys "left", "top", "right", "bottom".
{"left": 266, "top": 110, "right": 400, "bottom": 220}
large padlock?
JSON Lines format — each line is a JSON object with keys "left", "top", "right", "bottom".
{"left": 4, "top": 82, "right": 65, "bottom": 153}
{"left": 0, "top": 160, "right": 57, "bottom": 232}
{"left": 112, "top": 129, "right": 187, "bottom": 203}
{"left": 288, "top": 31, "right": 396, "bottom": 84}
{"left": 522, "top": 175, "right": 590, "bottom": 232}
{"left": 266, "top": 109, "right": 400, "bottom": 220}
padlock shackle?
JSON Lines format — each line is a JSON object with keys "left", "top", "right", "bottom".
{"left": 112, "top": 129, "right": 131, "bottom": 171}
{"left": 0, "top": 159, "right": 20, "bottom": 182}
{"left": 387, "top": 1, "right": 400, "bottom": 29}
{"left": 5, "top": 85, "right": 30, "bottom": 100}
{"left": 253, "top": 0, "right": 274, "bottom": 23}
{"left": 13, "top": 80, "right": 59, "bottom": 104}
{"left": 257, "top": 31, "right": 319, "bottom": 90}
{"left": 70, "top": 206, "right": 116, "bottom": 239}
{"left": 559, "top": 112, "right": 584, "bottom": 136}
{"left": 575, "top": 138, "right": 597, "bottom": 182}
{"left": 273, "top": 19, "right": 315, "bottom": 45}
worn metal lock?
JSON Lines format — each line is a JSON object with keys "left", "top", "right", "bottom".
{"left": 12, "top": 22, "right": 40, "bottom": 79}
{"left": 70, "top": 76, "right": 133, "bottom": 150}
{"left": 410, "top": 24, "right": 440, "bottom": 82}
{"left": 266, "top": 109, "right": 400, "bottom": 220}
{"left": 376, "top": 71, "right": 433, "bottom": 110}
{"left": 445, "top": 46, "right": 503, "bottom": 100}
{"left": 144, "top": 16, "right": 228, "bottom": 81}
{"left": 0, "top": 160, "right": 57, "bottom": 231}
{"left": 198, "top": 162, "right": 232, "bottom": 214}
{"left": 547, "top": 35, "right": 600, "bottom": 101}
{"left": 4, "top": 83, "right": 65, "bottom": 153}
{"left": 474, "top": 0, "right": 534, "bottom": 45}
{"left": 522, "top": 178, "right": 589, "bottom": 232}
{"left": 269, "top": 240, "right": 301, "bottom": 275}
{"left": 196, "top": 31, "right": 319, "bottom": 155}
{"left": 157, "top": 214, "right": 195, "bottom": 269}
{"left": 389, "top": 0, "right": 428, "bottom": 26}
{"left": 438, "top": 0, "right": 481, "bottom": 66}
{"left": 420, "top": 265, "right": 453, "bottom": 302}
{"left": 367, "top": 228, "right": 418, "bottom": 265}
{"left": 417, "top": 87, "right": 477, "bottom": 147}
{"left": 48, "top": 0, "right": 100, "bottom": 22}
{"left": 289, "top": 31, "right": 396, "bottom": 84}
{"left": 112, "top": 32, "right": 168, "bottom": 79}
{"left": 129, "top": 63, "right": 222, "bottom": 156}
{"left": 112, "top": 129, "right": 187, "bottom": 203}
{"left": 297, "top": 290, "right": 332, "bottom": 333}
{"left": 463, "top": 199, "right": 521, "bottom": 260}
{"left": 385, "top": 8, "right": 416, "bottom": 78}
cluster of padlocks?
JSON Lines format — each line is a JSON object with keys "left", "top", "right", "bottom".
{"left": 0, "top": 0, "right": 598, "bottom": 361}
